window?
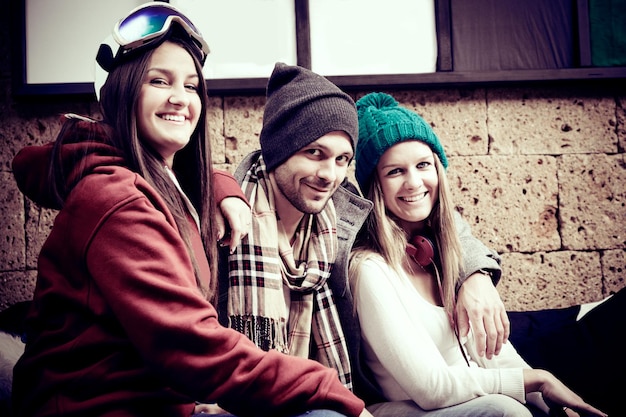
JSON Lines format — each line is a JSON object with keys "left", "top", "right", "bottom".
{"left": 12, "top": 0, "right": 626, "bottom": 96}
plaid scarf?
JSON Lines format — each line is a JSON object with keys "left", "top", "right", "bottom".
{"left": 227, "top": 156, "right": 352, "bottom": 389}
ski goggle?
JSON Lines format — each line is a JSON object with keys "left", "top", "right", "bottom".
{"left": 110, "top": 2, "right": 209, "bottom": 66}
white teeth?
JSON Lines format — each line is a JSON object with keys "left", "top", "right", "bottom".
{"left": 402, "top": 193, "right": 425, "bottom": 202}
{"left": 161, "top": 114, "right": 185, "bottom": 122}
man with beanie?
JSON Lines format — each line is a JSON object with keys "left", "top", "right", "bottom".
{"left": 219, "top": 62, "right": 364, "bottom": 392}
{"left": 218, "top": 63, "right": 507, "bottom": 411}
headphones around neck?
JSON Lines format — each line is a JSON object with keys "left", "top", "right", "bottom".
{"left": 406, "top": 234, "right": 436, "bottom": 267}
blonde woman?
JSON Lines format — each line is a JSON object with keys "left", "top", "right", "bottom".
{"left": 349, "top": 92, "right": 606, "bottom": 417}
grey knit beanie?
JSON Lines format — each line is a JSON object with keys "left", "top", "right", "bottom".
{"left": 259, "top": 63, "right": 358, "bottom": 172}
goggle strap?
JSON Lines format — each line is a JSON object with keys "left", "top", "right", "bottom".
{"left": 97, "top": 3, "right": 209, "bottom": 73}
{"left": 116, "top": 16, "right": 205, "bottom": 55}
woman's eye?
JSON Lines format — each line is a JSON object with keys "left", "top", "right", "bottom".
{"left": 150, "top": 79, "right": 168, "bottom": 86}
{"left": 185, "top": 84, "right": 198, "bottom": 92}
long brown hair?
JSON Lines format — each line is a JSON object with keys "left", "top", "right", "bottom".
{"left": 95, "top": 30, "right": 218, "bottom": 302}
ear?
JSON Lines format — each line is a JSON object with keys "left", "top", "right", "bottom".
{"left": 406, "top": 235, "right": 435, "bottom": 267}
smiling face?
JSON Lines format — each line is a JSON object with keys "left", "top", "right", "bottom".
{"left": 271, "top": 131, "right": 353, "bottom": 217}
{"left": 136, "top": 41, "right": 201, "bottom": 167}
{"left": 376, "top": 140, "right": 439, "bottom": 233}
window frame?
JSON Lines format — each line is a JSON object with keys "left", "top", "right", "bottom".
{"left": 11, "top": 0, "right": 626, "bottom": 97}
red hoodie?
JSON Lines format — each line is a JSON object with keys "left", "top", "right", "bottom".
{"left": 11, "top": 119, "right": 364, "bottom": 417}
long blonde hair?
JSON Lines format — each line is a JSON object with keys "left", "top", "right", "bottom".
{"left": 350, "top": 154, "right": 462, "bottom": 325}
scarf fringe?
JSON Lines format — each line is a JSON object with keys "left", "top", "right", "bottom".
{"left": 229, "top": 314, "right": 289, "bottom": 354}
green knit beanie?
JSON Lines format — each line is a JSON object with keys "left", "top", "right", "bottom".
{"left": 355, "top": 92, "right": 448, "bottom": 195}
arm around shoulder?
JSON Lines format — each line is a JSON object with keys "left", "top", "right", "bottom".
{"left": 454, "top": 211, "right": 501, "bottom": 287}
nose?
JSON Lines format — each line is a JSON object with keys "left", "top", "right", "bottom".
{"left": 316, "top": 159, "right": 337, "bottom": 183}
{"left": 168, "top": 84, "right": 190, "bottom": 107}
{"left": 405, "top": 168, "right": 423, "bottom": 189}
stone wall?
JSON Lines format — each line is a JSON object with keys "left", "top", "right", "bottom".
{"left": 212, "top": 88, "right": 626, "bottom": 312}
{"left": 1, "top": 16, "right": 624, "bottom": 313}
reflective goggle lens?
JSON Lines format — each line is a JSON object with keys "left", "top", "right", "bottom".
{"left": 113, "top": 3, "right": 209, "bottom": 61}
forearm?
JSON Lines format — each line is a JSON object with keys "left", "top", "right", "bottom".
{"left": 454, "top": 211, "right": 501, "bottom": 288}
{"left": 213, "top": 169, "right": 247, "bottom": 205}
{"left": 523, "top": 369, "right": 551, "bottom": 393}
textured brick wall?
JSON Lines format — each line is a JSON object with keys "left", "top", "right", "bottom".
{"left": 1, "top": 18, "right": 624, "bottom": 313}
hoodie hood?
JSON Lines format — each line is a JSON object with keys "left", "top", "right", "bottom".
{"left": 12, "top": 116, "right": 125, "bottom": 210}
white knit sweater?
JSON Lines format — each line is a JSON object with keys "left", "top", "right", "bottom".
{"left": 352, "top": 255, "right": 548, "bottom": 412}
